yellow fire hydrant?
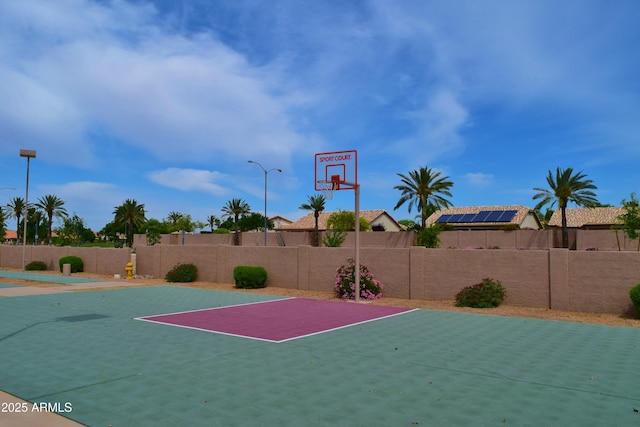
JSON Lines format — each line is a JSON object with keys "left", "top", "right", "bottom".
{"left": 125, "top": 262, "right": 134, "bottom": 279}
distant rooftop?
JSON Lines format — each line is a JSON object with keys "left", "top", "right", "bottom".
{"left": 548, "top": 207, "right": 624, "bottom": 228}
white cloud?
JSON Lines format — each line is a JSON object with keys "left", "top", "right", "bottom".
{"left": 35, "top": 181, "right": 122, "bottom": 229}
{"left": 464, "top": 172, "right": 494, "bottom": 189}
{"left": 0, "top": 0, "right": 306, "bottom": 167}
{"left": 390, "top": 90, "right": 469, "bottom": 163}
{"left": 147, "top": 168, "right": 230, "bottom": 196}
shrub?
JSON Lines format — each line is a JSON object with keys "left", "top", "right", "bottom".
{"left": 322, "top": 229, "right": 347, "bottom": 247}
{"left": 455, "top": 278, "right": 506, "bottom": 308}
{"left": 26, "top": 261, "right": 47, "bottom": 271}
{"left": 334, "top": 258, "right": 383, "bottom": 301}
{"left": 233, "top": 266, "right": 268, "bottom": 289}
{"left": 58, "top": 256, "right": 84, "bottom": 273}
{"left": 165, "top": 263, "right": 198, "bottom": 282}
{"left": 630, "top": 284, "right": 640, "bottom": 318}
{"left": 416, "top": 224, "right": 442, "bottom": 248}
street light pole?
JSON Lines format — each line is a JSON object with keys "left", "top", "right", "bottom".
{"left": 20, "top": 149, "right": 36, "bottom": 271}
{"left": 248, "top": 160, "right": 282, "bottom": 246}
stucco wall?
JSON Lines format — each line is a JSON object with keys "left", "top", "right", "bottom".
{"left": 131, "top": 245, "right": 637, "bottom": 315}
{"left": 0, "top": 245, "right": 132, "bottom": 274}
{"left": 1, "top": 244, "right": 638, "bottom": 316}
{"left": 439, "top": 230, "right": 551, "bottom": 250}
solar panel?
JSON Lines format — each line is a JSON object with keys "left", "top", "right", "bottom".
{"left": 435, "top": 214, "right": 452, "bottom": 223}
{"left": 450, "top": 214, "right": 468, "bottom": 223}
{"left": 497, "top": 210, "right": 518, "bottom": 222}
{"left": 459, "top": 213, "right": 477, "bottom": 223}
{"left": 484, "top": 210, "right": 504, "bottom": 222}
{"left": 435, "top": 209, "right": 519, "bottom": 224}
{"left": 473, "top": 211, "right": 492, "bottom": 222}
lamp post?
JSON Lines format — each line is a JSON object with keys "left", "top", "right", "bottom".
{"left": 248, "top": 160, "right": 282, "bottom": 246}
{"left": 20, "top": 149, "right": 36, "bottom": 270}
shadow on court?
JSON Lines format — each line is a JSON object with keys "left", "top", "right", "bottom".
{"left": 1, "top": 285, "right": 639, "bottom": 426}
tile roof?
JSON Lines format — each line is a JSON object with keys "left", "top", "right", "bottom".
{"left": 548, "top": 207, "right": 624, "bottom": 228}
{"left": 426, "top": 205, "right": 538, "bottom": 227}
{"left": 3, "top": 230, "right": 17, "bottom": 240}
{"left": 282, "top": 209, "right": 396, "bottom": 230}
{"left": 270, "top": 215, "right": 294, "bottom": 225}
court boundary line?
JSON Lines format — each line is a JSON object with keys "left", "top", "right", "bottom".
{"left": 135, "top": 298, "right": 418, "bottom": 343}
{"left": 134, "top": 296, "right": 295, "bottom": 319}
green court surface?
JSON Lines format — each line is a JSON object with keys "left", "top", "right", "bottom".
{"left": 0, "top": 282, "right": 21, "bottom": 288}
{"left": 0, "top": 270, "right": 104, "bottom": 285}
{"left": 0, "top": 286, "right": 639, "bottom": 426}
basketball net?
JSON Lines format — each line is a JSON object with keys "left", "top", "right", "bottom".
{"left": 316, "top": 180, "right": 338, "bottom": 200}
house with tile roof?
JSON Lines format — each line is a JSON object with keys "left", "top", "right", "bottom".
{"left": 426, "top": 205, "right": 543, "bottom": 230}
{"left": 548, "top": 207, "right": 624, "bottom": 230}
{"left": 270, "top": 215, "right": 294, "bottom": 229}
{"left": 2, "top": 229, "right": 18, "bottom": 243}
{"left": 281, "top": 209, "right": 404, "bottom": 232}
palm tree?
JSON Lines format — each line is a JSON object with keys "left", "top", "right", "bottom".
{"left": 393, "top": 166, "right": 454, "bottom": 228}
{"left": 6, "top": 197, "right": 25, "bottom": 244}
{"left": 167, "top": 211, "right": 183, "bottom": 224}
{"left": 206, "top": 215, "right": 219, "bottom": 232}
{"left": 299, "top": 194, "right": 326, "bottom": 246}
{"left": 0, "top": 207, "right": 7, "bottom": 243}
{"left": 35, "top": 195, "right": 69, "bottom": 245}
{"left": 113, "top": 199, "right": 147, "bottom": 248}
{"left": 533, "top": 167, "right": 599, "bottom": 249}
{"left": 221, "top": 198, "right": 250, "bottom": 245}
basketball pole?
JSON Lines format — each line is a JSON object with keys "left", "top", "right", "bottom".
{"left": 354, "top": 183, "right": 360, "bottom": 303}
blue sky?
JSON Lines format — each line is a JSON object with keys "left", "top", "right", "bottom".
{"left": 1, "top": 0, "right": 639, "bottom": 231}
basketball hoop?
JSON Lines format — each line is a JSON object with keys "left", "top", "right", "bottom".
{"left": 316, "top": 180, "right": 337, "bottom": 200}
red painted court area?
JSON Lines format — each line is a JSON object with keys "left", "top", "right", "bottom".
{"left": 137, "top": 298, "right": 416, "bottom": 342}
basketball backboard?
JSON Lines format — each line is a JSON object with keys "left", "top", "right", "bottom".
{"left": 314, "top": 150, "right": 358, "bottom": 191}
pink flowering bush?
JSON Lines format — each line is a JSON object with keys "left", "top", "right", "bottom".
{"left": 334, "top": 258, "right": 383, "bottom": 300}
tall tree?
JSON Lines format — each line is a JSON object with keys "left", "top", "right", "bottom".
{"left": 393, "top": 166, "right": 454, "bottom": 228}
{"left": 0, "top": 207, "right": 7, "bottom": 243}
{"left": 206, "top": 215, "right": 220, "bottom": 232}
{"left": 221, "top": 198, "right": 250, "bottom": 245}
{"left": 35, "top": 194, "right": 69, "bottom": 245}
{"left": 113, "top": 199, "right": 147, "bottom": 248}
{"left": 6, "top": 197, "right": 25, "bottom": 244}
{"left": 166, "top": 211, "right": 183, "bottom": 224}
{"left": 299, "top": 194, "right": 326, "bottom": 246}
{"left": 533, "top": 167, "right": 599, "bottom": 249}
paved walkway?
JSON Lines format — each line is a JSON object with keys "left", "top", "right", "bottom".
{"left": 0, "top": 280, "right": 146, "bottom": 298}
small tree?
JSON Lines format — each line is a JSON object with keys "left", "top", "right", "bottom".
{"left": 417, "top": 224, "right": 442, "bottom": 248}
{"left": 618, "top": 193, "right": 640, "bottom": 251}
{"left": 299, "top": 194, "right": 326, "bottom": 246}
{"left": 326, "top": 210, "right": 370, "bottom": 232}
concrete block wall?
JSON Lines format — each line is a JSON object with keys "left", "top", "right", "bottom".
{"left": 2, "top": 244, "right": 638, "bottom": 316}
{"left": 0, "top": 245, "right": 132, "bottom": 274}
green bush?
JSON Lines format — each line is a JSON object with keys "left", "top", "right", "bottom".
{"left": 165, "top": 263, "right": 198, "bottom": 282}
{"left": 233, "top": 266, "right": 268, "bottom": 289}
{"left": 416, "top": 224, "right": 442, "bottom": 248}
{"left": 455, "top": 278, "right": 506, "bottom": 308}
{"left": 25, "top": 261, "right": 47, "bottom": 271}
{"left": 630, "top": 284, "right": 640, "bottom": 318}
{"left": 322, "top": 230, "right": 347, "bottom": 247}
{"left": 58, "top": 256, "right": 84, "bottom": 273}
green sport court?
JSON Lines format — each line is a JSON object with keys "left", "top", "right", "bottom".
{"left": 0, "top": 273, "right": 639, "bottom": 426}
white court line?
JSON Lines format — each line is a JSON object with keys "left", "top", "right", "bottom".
{"left": 135, "top": 301, "right": 419, "bottom": 343}
{"left": 134, "top": 296, "right": 295, "bottom": 320}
